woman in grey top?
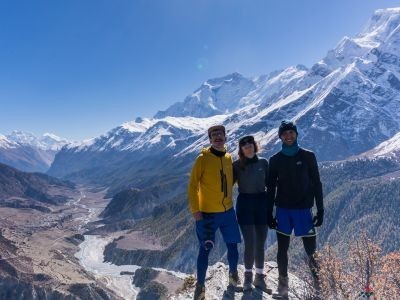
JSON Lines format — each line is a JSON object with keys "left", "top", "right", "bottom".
{"left": 233, "top": 135, "right": 272, "bottom": 293}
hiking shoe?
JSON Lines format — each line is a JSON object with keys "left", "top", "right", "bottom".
{"left": 313, "top": 276, "right": 322, "bottom": 300}
{"left": 272, "top": 275, "right": 288, "bottom": 299}
{"left": 243, "top": 271, "right": 253, "bottom": 291}
{"left": 228, "top": 271, "right": 244, "bottom": 294}
{"left": 253, "top": 273, "right": 272, "bottom": 294}
{"left": 193, "top": 282, "right": 205, "bottom": 300}
{"left": 228, "top": 272, "right": 241, "bottom": 288}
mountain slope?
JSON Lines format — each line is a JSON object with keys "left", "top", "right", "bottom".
{"left": 155, "top": 72, "right": 256, "bottom": 118}
{"left": 360, "top": 131, "right": 400, "bottom": 158}
{"left": 0, "top": 162, "right": 75, "bottom": 208}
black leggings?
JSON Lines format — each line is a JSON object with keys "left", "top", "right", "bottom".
{"left": 276, "top": 232, "right": 317, "bottom": 277}
{"left": 240, "top": 224, "right": 268, "bottom": 270}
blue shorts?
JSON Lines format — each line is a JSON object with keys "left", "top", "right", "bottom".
{"left": 276, "top": 207, "right": 316, "bottom": 237}
{"left": 196, "top": 208, "right": 242, "bottom": 249}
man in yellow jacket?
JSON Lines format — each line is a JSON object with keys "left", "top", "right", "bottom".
{"left": 188, "top": 125, "right": 242, "bottom": 300}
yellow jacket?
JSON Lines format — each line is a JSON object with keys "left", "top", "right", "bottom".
{"left": 188, "top": 147, "right": 234, "bottom": 213}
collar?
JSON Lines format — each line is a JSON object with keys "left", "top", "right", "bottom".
{"left": 210, "top": 146, "right": 226, "bottom": 157}
{"left": 281, "top": 140, "right": 300, "bottom": 157}
{"left": 245, "top": 155, "right": 259, "bottom": 164}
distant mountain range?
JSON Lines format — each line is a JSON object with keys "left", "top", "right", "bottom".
{"left": 0, "top": 131, "right": 69, "bottom": 172}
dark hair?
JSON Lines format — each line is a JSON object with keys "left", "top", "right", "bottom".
{"left": 238, "top": 136, "right": 258, "bottom": 169}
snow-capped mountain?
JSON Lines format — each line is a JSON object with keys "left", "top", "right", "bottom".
{"left": 155, "top": 65, "right": 319, "bottom": 120}
{"left": 48, "top": 115, "right": 227, "bottom": 184}
{"left": 50, "top": 7, "right": 400, "bottom": 181}
{"left": 0, "top": 134, "right": 18, "bottom": 149}
{"left": 154, "top": 73, "right": 256, "bottom": 118}
{"left": 315, "top": 7, "right": 400, "bottom": 73}
{"left": 0, "top": 131, "right": 70, "bottom": 172}
{"left": 65, "top": 115, "right": 226, "bottom": 153}
{"left": 6, "top": 130, "right": 69, "bottom": 151}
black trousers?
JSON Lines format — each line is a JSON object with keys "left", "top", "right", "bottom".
{"left": 276, "top": 232, "right": 318, "bottom": 277}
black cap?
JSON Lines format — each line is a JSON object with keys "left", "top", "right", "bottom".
{"left": 278, "top": 121, "right": 298, "bottom": 137}
{"left": 239, "top": 135, "right": 255, "bottom": 146}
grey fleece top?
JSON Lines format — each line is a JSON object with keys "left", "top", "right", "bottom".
{"left": 233, "top": 156, "right": 268, "bottom": 194}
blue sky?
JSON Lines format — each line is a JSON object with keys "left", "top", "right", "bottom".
{"left": 1, "top": 0, "right": 399, "bottom": 140}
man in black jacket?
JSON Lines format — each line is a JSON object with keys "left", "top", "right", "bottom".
{"left": 267, "top": 121, "right": 324, "bottom": 299}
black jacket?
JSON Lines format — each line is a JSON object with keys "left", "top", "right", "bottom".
{"left": 266, "top": 148, "right": 323, "bottom": 211}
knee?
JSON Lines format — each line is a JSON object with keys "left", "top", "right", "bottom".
{"left": 303, "top": 238, "right": 316, "bottom": 257}
{"left": 198, "top": 244, "right": 212, "bottom": 257}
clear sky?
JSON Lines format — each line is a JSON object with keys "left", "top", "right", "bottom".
{"left": 1, "top": 0, "right": 399, "bottom": 140}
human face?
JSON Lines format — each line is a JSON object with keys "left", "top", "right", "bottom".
{"left": 280, "top": 130, "right": 297, "bottom": 146}
{"left": 209, "top": 130, "right": 226, "bottom": 150}
{"left": 241, "top": 143, "right": 255, "bottom": 158}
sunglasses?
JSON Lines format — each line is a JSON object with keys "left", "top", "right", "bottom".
{"left": 210, "top": 131, "right": 225, "bottom": 138}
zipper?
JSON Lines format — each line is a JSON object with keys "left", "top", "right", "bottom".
{"left": 220, "top": 157, "right": 227, "bottom": 212}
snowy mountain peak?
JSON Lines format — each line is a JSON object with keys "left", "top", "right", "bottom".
{"left": 295, "top": 64, "right": 308, "bottom": 71}
{"left": 154, "top": 72, "right": 256, "bottom": 119}
{"left": 0, "top": 134, "right": 17, "bottom": 149}
{"left": 65, "top": 114, "right": 227, "bottom": 153}
{"left": 153, "top": 65, "right": 316, "bottom": 120}
{"left": 204, "top": 71, "right": 244, "bottom": 86}
{"left": 0, "top": 131, "right": 71, "bottom": 172}
{"left": 356, "top": 7, "right": 400, "bottom": 48}
{"left": 8, "top": 130, "right": 38, "bottom": 145}
{"left": 375, "top": 7, "right": 400, "bottom": 14}
{"left": 40, "top": 133, "right": 70, "bottom": 151}
{"left": 6, "top": 130, "right": 69, "bottom": 151}
{"left": 265, "top": 65, "right": 308, "bottom": 85}
{"left": 43, "top": 132, "right": 64, "bottom": 141}
{"left": 121, "top": 118, "right": 155, "bottom": 133}
{"left": 315, "top": 7, "right": 400, "bottom": 73}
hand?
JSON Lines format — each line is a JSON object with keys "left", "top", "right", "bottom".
{"left": 313, "top": 210, "right": 324, "bottom": 227}
{"left": 267, "top": 212, "right": 277, "bottom": 229}
{"left": 193, "top": 211, "right": 203, "bottom": 221}
{"left": 268, "top": 218, "right": 277, "bottom": 229}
